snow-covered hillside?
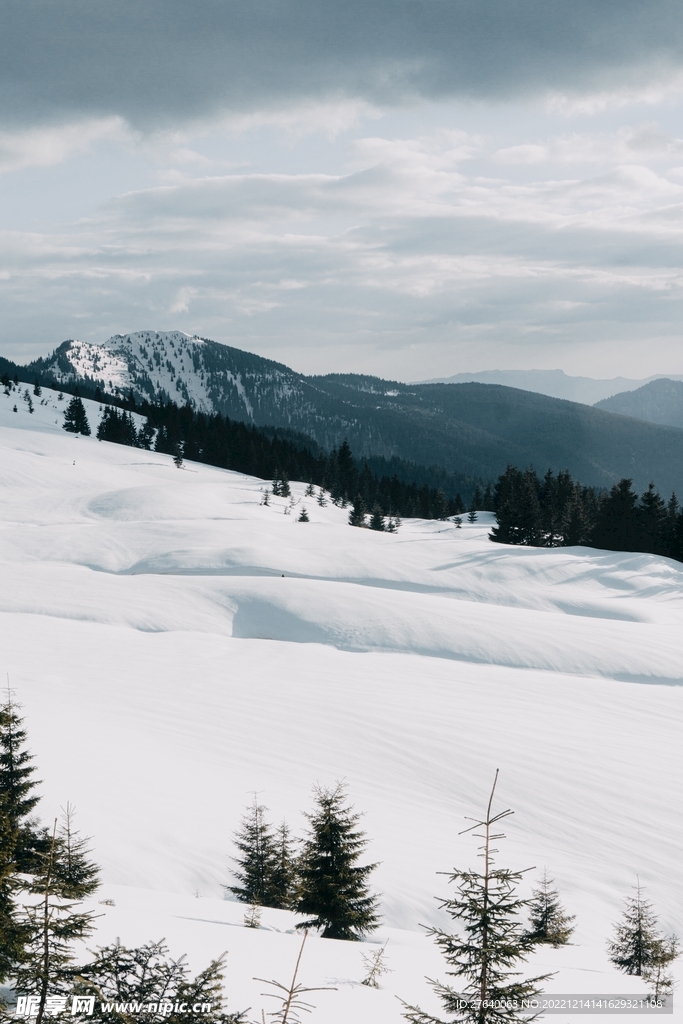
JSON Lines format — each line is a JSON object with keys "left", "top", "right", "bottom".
{"left": 1, "top": 409, "right": 682, "bottom": 1021}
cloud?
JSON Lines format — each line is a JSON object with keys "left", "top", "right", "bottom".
{"left": 3, "top": 124, "right": 683, "bottom": 378}
{"left": 0, "top": 117, "right": 132, "bottom": 174}
{"left": 494, "top": 124, "right": 683, "bottom": 166}
{"left": 2, "top": 1, "right": 683, "bottom": 131}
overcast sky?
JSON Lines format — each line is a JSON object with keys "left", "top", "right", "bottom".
{"left": 2, "top": 0, "right": 683, "bottom": 379}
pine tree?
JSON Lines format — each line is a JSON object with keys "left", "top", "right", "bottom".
{"left": 525, "top": 869, "right": 574, "bottom": 946}
{"left": 16, "top": 815, "right": 99, "bottom": 1024}
{"left": 432, "top": 491, "right": 449, "bottom": 520}
{"left": 592, "top": 479, "right": 641, "bottom": 552}
{"left": 97, "top": 408, "right": 138, "bottom": 447}
{"left": 298, "top": 507, "right": 309, "bottom": 522}
{"left": 75, "top": 940, "right": 247, "bottom": 1023}
{"left": 225, "top": 797, "right": 278, "bottom": 907}
{"left": 33, "top": 380, "right": 42, "bottom": 397}
{"left": 0, "top": 689, "right": 43, "bottom": 873}
{"left": 0, "top": 789, "right": 24, "bottom": 982}
{"left": 62, "top": 397, "right": 91, "bottom": 436}
{"left": 305, "top": 482, "right": 316, "bottom": 497}
{"left": 608, "top": 881, "right": 679, "bottom": 980}
{"left": 348, "top": 495, "right": 366, "bottom": 527}
{"left": 268, "top": 822, "right": 297, "bottom": 910}
{"left": 173, "top": 441, "right": 185, "bottom": 469}
{"left": 52, "top": 804, "right": 99, "bottom": 900}
{"left": 401, "top": 771, "right": 551, "bottom": 1024}
{"left": 296, "top": 783, "right": 380, "bottom": 940}
{"left": 317, "top": 488, "right": 328, "bottom": 507}
{"left": 137, "top": 420, "right": 155, "bottom": 450}
{"left": 467, "top": 509, "right": 478, "bottom": 524}
{"left": 639, "top": 484, "right": 666, "bottom": 554}
{"left": 453, "top": 494, "right": 466, "bottom": 515}
{"left": 369, "top": 504, "right": 385, "bottom": 531}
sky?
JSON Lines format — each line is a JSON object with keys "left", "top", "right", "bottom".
{"left": 2, "top": 0, "right": 683, "bottom": 380}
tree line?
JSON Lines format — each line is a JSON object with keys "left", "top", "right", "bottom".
{"left": 491, "top": 465, "right": 683, "bottom": 562}
{"left": 1, "top": 699, "right": 678, "bottom": 1023}
{"left": 66, "top": 394, "right": 486, "bottom": 520}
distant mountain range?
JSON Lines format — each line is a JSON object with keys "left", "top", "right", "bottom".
{"left": 595, "top": 378, "right": 683, "bottom": 429}
{"left": 4, "top": 331, "right": 683, "bottom": 496}
{"left": 416, "top": 368, "right": 683, "bottom": 405}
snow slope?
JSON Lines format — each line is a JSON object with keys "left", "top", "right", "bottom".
{"left": 1, "top": 400, "right": 682, "bottom": 1021}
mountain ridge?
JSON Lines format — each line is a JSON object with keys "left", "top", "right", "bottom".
{"left": 415, "top": 368, "right": 683, "bottom": 404}
{"left": 595, "top": 378, "right": 683, "bottom": 430}
{"left": 9, "top": 331, "right": 683, "bottom": 497}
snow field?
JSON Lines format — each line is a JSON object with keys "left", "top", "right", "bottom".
{"left": 1, "top": 413, "right": 682, "bottom": 1021}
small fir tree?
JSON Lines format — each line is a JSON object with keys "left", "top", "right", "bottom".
{"left": 305, "top": 482, "right": 315, "bottom": 497}
{"left": 63, "top": 397, "right": 91, "bottom": 436}
{"left": 268, "top": 822, "right": 298, "bottom": 910}
{"left": 525, "top": 869, "right": 574, "bottom": 946}
{"left": 254, "top": 930, "right": 336, "bottom": 1024}
{"left": 243, "top": 903, "right": 262, "bottom": 929}
{"left": 0, "top": 689, "right": 43, "bottom": 873}
{"left": 401, "top": 770, "right": 551, "bottom": 1024}
{"left": 225, "top": 797, "right": 278, "bottom": 907}
{"left": 173, "top": 442, "right": 185, "bottom": 469}
{"left": 33, "top": 380, "right": 42, "bottom": 397}
{"left": 454, "top": 516, "right": 463, "bottom": 529}
{"left": 608, "top": 881, "right": 679, "bottom": 979}
{"left": 369, "top": 504, "right": 385, "bottom": 531}
{"left": 298, "top": 507, "right": 309, "bottom": 522}
{"left": 432, "top": 491, "right": 449, "bottom": 520}
{"left": 361, "top": 940, "right": 392, "bottom": 987}
{"left": 348, "top": 495, "right": 366, "bottom": 527}
{"left": 0, "top": 790, "right": 24, "bottom": 981}
{"left": 52, "top": 803, "right": 99, "bottom": 901}
{"left": 317, "top": 488, "right": 327, "bottom": 507}
{"left": 75, "top": 940, "right": 247, "bottom": 1024}
{"left": 16, "top": 815, "right": 99, "bottom": 1024}
{"left": 467, "top": 509, "right": 478, "bottom": 524}
{"left": 296, "top": 782, "right": 380, "bottom": 940}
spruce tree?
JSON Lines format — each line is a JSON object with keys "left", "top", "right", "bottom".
{"left": 268, "top": 821, "right": 297, "bottom": 910}
{"left": 467, "top": 509, "right": 478, "bottom": 524}
{"left": 525, "top": 869, "right": 574, "bottom": 946}
{"left": 369, "top": 504, "right": 385, "bottom": 531}
{"left": 75, "top": 940, "right": 247, "bottom": 1024}
{"left": 298, "top": 507, "right": 309, "bottom": 522}
{"left": 0, "top": 690, "right": 43, "bottom": 873}
{"left": 607, "top": 881, "right": 679, "bottom": 981}
{"left": 16, "top": 813, "right": 99, "bottom": 1024}
{"left": 402, "top": 771, "right": 551, "bottom": 1024}
{"left": 592, "top": 479, "right": 641, "bottom": 552}
{"left": 0, "top": 790, "right": 24, "bottom": 982}
{"left": 63, "top": 397, "right": 91, "bottom": 436}
{"left": 432, "top": 491, "right": 449, "bottom": 520}
{"left": 225, "top": 797, "right": 278, "bottom": 907}
{"left": 639, "top": 484, "right": 666, "bottom": 554}
{"left": 348, "top": 495, "right": 366, "bottom": 527}
{"left": 52, "top": 803, "right": 100, "bottom": 900}
{"left": 296, "top": 782, "right": 380, "bottom": 940}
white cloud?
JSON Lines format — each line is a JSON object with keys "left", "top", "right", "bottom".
{"left": 0, "top": 117, "right": 133, "bottom": 174}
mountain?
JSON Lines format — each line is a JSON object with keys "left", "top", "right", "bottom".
{"left": 414, "top": 368, "right": 683, "bottom": 404}
{"left": 595, "top": 378, "right": 683, "bottom": 429}
{"left": 18, "top": 330, "right": 683, "bottom": 496}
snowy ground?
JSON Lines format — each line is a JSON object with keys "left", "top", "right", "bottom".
{"left": 1, "top": 383, "right": 682, "bottom": 1021}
